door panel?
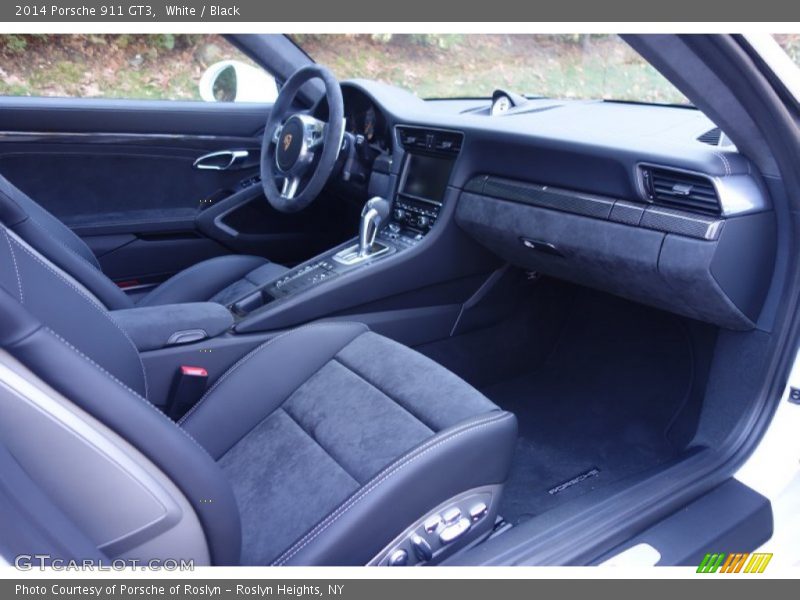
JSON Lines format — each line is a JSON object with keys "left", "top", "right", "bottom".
{"left": 195, "top": 183, "right": 353, "bottom": 266}
{"left": 0, "top": 98, "right": 351, "bottom": 284}
{"left": 0, "top": 140, "right": 259, "bottom": 231}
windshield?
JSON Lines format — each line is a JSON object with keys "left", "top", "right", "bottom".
{"left": 291, "top": 34, "right": 691, "bottom": 104}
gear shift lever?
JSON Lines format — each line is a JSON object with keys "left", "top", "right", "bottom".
{"left": 358, "top": 197, "right": 391, "bottom": 257}
{"left": 333, "top": 196, "right": 393, "bottom": 266}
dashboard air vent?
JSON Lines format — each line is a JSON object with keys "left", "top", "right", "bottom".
{"left": 641, "top": 166, "right": 721, "bottom": 215}
{"left": 697, "top": 127, "right": 722, "bottom": 146}
{"left": 397, "top": 126, "right": 463, "bottom": 157}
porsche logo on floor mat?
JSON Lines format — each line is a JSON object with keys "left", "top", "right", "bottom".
{"left": 547, "top": 467, "right": 600, "bottom": 495}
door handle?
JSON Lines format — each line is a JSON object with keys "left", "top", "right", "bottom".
{"left": 193, "top": 150, "right": 250, "bottom": 171}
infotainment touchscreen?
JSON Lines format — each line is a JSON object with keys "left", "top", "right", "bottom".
{"left": 400, "top": 153, "right": 454, "bottom": 203}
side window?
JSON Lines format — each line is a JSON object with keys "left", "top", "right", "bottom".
{"left": 0, "top": 34, "right": 277, "bottom": 103}
{"left": 775, "top": 34, "right": 800, "bottom": 67}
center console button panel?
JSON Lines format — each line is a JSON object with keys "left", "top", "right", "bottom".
{"left": 391, "top": 197, "right": 439, "bottom": 233}
{"left": 271, "top": 260, "right": 339, "bottom": 297}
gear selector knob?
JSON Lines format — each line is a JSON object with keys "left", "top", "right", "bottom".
{"left": 358, "top": 197, "right": 391, "bottom": 257}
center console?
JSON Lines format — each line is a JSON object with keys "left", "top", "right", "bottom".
{"left": 229, "top": 125, "right": 464, "bottom": 322}
{"left": 381, "top": 127, "right": 462, "bottom": 247}
{"left": 142, "top": 126, "right": 484, "bottom": 412}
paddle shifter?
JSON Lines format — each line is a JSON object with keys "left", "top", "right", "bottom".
{"left": 358, "top": 197, "right": 391, "bottom": 257}
{"left": 333, "top": 196, "right": 392, "bottom": 266}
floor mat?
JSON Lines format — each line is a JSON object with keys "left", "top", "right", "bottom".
{"left": 481, "top": 290, "right": 694, "bottom": 524}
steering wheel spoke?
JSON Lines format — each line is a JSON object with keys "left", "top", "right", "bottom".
{"left": 280, "top": 176, "right": 301, "bottom": 199}
{"left": 271, "top": 123, "right": 283, "bottom": 145}
{"left": 303, "top": 117, "right": 326, "bottom": 149}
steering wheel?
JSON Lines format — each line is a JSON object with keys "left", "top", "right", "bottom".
{"left": 261, "top": 65, "right": 345, "bottom": 213}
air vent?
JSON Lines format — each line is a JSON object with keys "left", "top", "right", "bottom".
{"left": 641, "top": 166, "right": 721, "bottom": 215}
{"left": 397, "top": 126, "right": 463, "bottom": 157}
{"left": 697, "top": 127, "right": 722, "bottom": 146}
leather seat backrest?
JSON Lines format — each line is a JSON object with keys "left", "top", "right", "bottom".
{"left": 0, "top": 174, "right": 134, "bottom": 310}
{"left": 0, "top": 224, "right": 241, "bottom": 564}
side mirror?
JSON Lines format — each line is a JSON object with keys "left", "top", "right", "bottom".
{"left": 199, "top": 60, "right": 278, "bottom": 103}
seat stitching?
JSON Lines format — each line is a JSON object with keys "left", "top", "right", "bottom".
{"left": 43, "top": 327, "right": 214, "bottom": 460}
{"left": 713, "top": 151, "right": 732, "bottom": 176}
{"left": 28, "top": 217, "right": 100, "bottom": 271}
{"left": 3, "top": 228, "right": 24, "bottom": 304}
{"left": 279, "top": 406, "right": 362, "bottom": 485}
{"left": 212, "top": 347, "right": 359, "bottom": 462}
{"left": 0, "top": 183, "right": 99, "bottom": 269}
{"left": 272, "top": 411, "right": 512, "bottom": 565}
{"left": 177, "top": 321, "right": 369, "bottom": 427}
{"left": 273, "top": 412, "right": 510, "bottom": 565}
{"left": 332, "top": 356, "right": 437, "bottom": 432}
{"left": 8, "top": 233, "right": 149, "bottom": 398}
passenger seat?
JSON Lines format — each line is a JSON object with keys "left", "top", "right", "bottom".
{"left": 0, "top": 224, "right": 517, "bottom": 565}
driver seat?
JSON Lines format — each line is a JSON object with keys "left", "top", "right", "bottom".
{"left": 0, "top": 173, "right": 289, "bottom": 310}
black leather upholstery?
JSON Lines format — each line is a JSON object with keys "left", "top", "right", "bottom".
{"left": 0, "top": 227, "right": 148, "bottom": 396}
{"left": 274, "top": 412, "right": 516, "bottom": 566}
{"left": 0, "top": 221, "right": 517, "bottom": 566}
{"left": 0, "top": 172, "right": 288, "bottom": 309}
{"left": 0, "top": 282, "right": 242, "bottom": 565}
{"left": 0, "top": 173, "right": 133, "bottom": 310}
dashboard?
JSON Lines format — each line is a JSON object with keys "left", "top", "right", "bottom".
{"left": 313, "top": 79, "right": 776, "bottom": 332}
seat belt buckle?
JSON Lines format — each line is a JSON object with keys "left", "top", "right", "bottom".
{"left": 167, "top": 365, "right": 208, "bottom": 420}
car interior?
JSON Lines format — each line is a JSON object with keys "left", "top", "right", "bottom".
{"left": 0, "top": 34, "right": 795, "bottom": 567}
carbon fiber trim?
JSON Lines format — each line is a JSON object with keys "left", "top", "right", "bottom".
{"left": 464, "top": 175, "right": 725, "bottom": 241}
{"left": 609, "top": 201, "right": 645, "bottom": 226}
{"left": 640, "top": 206, "right": 723, "bottom": 241}
{"left": 482, "top": 177, "right": 614, "bottom": 219}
